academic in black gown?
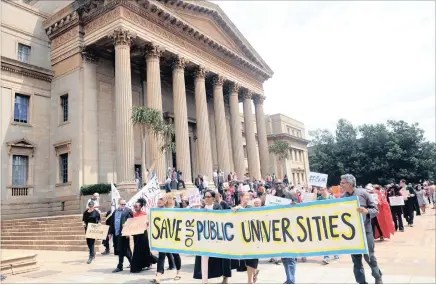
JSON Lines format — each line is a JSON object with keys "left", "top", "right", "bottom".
{"left": 130, "top": 230, "right": 157, "bottom": 273}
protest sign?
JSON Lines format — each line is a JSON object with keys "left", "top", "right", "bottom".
{"left": 265, "top": 195, "right": 291, "bottom": 206}
{"left": 242, "top": 185, "right": 250, "bottom": 192}
{"left": 111, "top": 183, "right": 121, "bottom": 213}
{"left": 188, "top": 189, "right": 201, "bottom": 207}
{"left": 308, "top": 172, "right": 328, "bottom": 188}
{"left": 370, "top": 194, "right": 379, "bottom": 204}
{"left": 389, "top": 196, "right": 405, "bottom": 206}
{"left": 126, "top": 174, "right": 161, "bottom": 212}
{"left": 149, "top": 196, "right": 367, "bottom": 258}
{"left": 86, "top": 224, "right": 109, "bottom": 240}
{"left": 122, "top": 215, "right": 148, "bottom": 236}
{"left": 302, "top": 192, "right": 315, "bottom": 203}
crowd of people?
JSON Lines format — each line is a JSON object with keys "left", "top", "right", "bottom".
{"left": 82, "top": 172, "right": 436, "bottom": 284}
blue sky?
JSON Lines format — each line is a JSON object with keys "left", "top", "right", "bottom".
{"left": 214, "top": 1, "right": 435, "bottom": 141}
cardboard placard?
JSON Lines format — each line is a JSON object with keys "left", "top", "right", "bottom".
{"left": 265, "top": 195, "right": 292, "bottom": 206}
{"left": 302, "top": 192, "right": 316, "bottom": 203}
{"left": 389, "top": 196, "right": 405, "bottom": 206}
{"left": 85, "top": 224, "right": 109, "bottom": 240}
{"left": 308, "top": 172, "right": 328, "bottom": 188}
{"left": 122, "top": 215, "right": 148, "bottom": 236}
{"left": 188, "top": 190, "right": 202, "bottom": 207}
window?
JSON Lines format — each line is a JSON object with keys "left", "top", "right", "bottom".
{"left": 60, "top": 94, "right": 68, "bottom": 122}
{"left": 14, "top": 94, "right": 30, "bottom": 123}
{"left": 243, "top": 145, "right": 247, "bottom": 158}
{"left": 59, "top": 153, "right": 68, "bottom": 183}
{"left": 18, "top": 44, "right": 31, "bottom": 63}
{"left": 12, "top": 155, "right": 28, "bottom": 185}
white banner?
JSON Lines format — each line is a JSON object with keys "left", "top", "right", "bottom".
{"left": 308, "top": 172, "right": 328, "bottom": 188}
{"left": 111, "top": 183, "right": 121, "bottom": 213}
{"left": 265, "top": 195, "right": 292, "bottom": 206}
{"left": 302, "top": 192, "right": 316, "bottom": 203}
{"left": 126, "top": 174, "right": 161, "bottom": 213}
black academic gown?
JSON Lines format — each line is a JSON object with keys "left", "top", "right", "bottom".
{"left": 193, "top": 203, "right": 236, "bottom": 280}
{"left": 131, "top": 222, "right": 157, "bottom": 273}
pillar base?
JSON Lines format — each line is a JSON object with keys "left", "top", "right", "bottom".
{"left": 116, "top": 182, "right": 138, "bottom": 201}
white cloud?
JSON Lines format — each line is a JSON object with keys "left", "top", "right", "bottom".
{"left": 214, "top": 1, "right": 435, "bottom": 141}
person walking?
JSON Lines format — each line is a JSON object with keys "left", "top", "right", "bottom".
{"left": 82, "top": 201, "right": 101, "bottom": 264}
{"left": 110, "top": 199, "right": 133, "bottom": 273}
{"left": 340, "top": 174, "right": 383, "bottom": 284}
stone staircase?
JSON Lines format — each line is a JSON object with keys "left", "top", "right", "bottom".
{"left": 0, "top": 251, "right": 39, "bottom": 276}
{"left": 1, "top": 215, "right": 91, "bottom": 251}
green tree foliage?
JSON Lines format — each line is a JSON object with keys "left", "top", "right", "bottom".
{"left": 309, "top": 119, "right": 435, "bottom": 186}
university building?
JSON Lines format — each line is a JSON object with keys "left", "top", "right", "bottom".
{"left": 1, "top": 0, "right": 309, "bottom": 218}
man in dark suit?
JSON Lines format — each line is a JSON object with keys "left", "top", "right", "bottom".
{"left": 110, "top": 199, "right": 133, "bottom": 273}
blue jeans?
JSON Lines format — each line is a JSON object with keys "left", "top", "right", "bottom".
{"left": 281, "top": 258, "right": 297, "bottom": 284}
{"left": 351, "top": 232, "right": 382, "bottom": 284}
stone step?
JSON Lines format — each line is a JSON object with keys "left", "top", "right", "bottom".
{"left": 1, "top": 235, "right": 85, "bottom": 241}
{"left": 1, "top": 244, "right": 89, "bottom": 251}
{"left": 0, "top": 253, "right": 38, "bottom": 276}
{"left": 1, "top": 239, "right": 90, "bottom": 246}
{"left": 1, "top": 230, "right": 85, "bottom": 237}
{"left": 1, "top": 222, "right": 85, "bottom": 229}
{"left": 1, "top": 211, "right": 81, "bottom": 221}
{"left": 1, "top": 226, "right": 85, "bottom": 232}
{"left": 0, "top": 214, "right": 82, "bottom": 223}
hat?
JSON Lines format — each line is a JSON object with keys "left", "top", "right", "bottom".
{"left": 365, "top": 183, "right": 374, "bottom": 191}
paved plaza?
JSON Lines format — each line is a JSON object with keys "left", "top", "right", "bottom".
{"left": 2, "top": 208, "right": 435, "bottom": 284}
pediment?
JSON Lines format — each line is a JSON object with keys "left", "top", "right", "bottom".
{"left": 7, "top": 138, "right": 36, "bottom": 149}
{"left": 174, "top": 10, "right": 246, "bottom": 58}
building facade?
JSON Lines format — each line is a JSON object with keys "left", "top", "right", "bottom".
{"left": 1, "top": 0, "right": 309, "bottom": 208}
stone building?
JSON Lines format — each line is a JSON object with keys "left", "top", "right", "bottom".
{"left": 1, "top": 0, "right": 309, "bottom": 215}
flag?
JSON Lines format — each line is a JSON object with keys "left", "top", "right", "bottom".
{"left": 126, "top": 174, "right": 161, "bottom": 214}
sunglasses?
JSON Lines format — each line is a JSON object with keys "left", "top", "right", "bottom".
{"left": 120, "top": 204, "right": 126, "bottom": 206}
{"left": 205, "top": 195, "right": 212, "bottom": 198}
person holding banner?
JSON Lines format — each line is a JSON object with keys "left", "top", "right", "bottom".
{"left": 232, "top": 191, "right": 260, "bottom": 284}
{"left": 194, "top": 190, "right": 233, "bottom": 284}
{"left": 387, "top": 184, "right": 405, "bottom": 232}
{"left": 152, "top": 193, "right": 182, "bottom": 284}
{"left": 340, "top": 174, "right": 383, "bottom": 284}
{"left": 82, "top": 201, "right": 101, "bottom": 264}
{"left": 130, "top": 198, "right": 157, "bottom": 273}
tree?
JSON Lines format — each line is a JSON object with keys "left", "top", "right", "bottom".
{"left": 309, "top": 119, "right": 435, "bottom": 186}
{"left": 131, "top": 106, "right": 175, "bottom": 181}
{"left": 269, "top": 140, "right": 291, "bottom": 179}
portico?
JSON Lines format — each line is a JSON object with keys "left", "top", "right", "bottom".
{"left": 43, "top": 0, "right": 273, "bottom": 191}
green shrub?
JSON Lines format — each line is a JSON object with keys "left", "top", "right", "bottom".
{"left": 80, "top": 183, "right": 111, "bottom": 196}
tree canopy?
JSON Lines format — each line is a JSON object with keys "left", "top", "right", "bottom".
{"left": 308, "top": 119, "right": 436, "bottom": 187}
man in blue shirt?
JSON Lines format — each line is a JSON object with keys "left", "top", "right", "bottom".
{"left": 341, "top": 174, "right": 383, "bottom": 284}
{"left": 109, "top": 199, "right": 133, "bottom": 273}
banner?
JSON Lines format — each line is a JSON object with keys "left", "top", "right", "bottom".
{"left": 122, "top": 215, "right": 148, "bottom": 236}
{"left": 111, "top": 183, "right": 121, "bottom": 213}
{"left": 149, "top": 196, "right": 367, "bottom": 259}
{"left": 86, "top": 224, "right": 110, "bottom": 240}
{"left": 308, "top": 172, "right": 328, "bottom": 188}
{"left": 126, "top": 174, "right": 161, "bottom": 213}
{"left": 301, "top": 192, "right": 315, "bottom": 203}
{"left": 389, "top": 196, "right": 404, "bottom": 206}
{"left": 265, "top": 195, "right": 291, "bottom": 206}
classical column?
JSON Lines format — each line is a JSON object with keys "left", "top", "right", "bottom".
{"left": 145, "top": 43, "right": 166, "bottom": 184}
{"left": 172, "top": 56, "right": 192, "bottom": 186}
{"left": 242, "top": 90, "right": 261, "bottom": 179}
{"left": 302, "top": 149, "right": 310, "bottom": 183}
{"left": 194, "top": 66, "right": 213, "bottom": 180}
{"left": 110, "top": 28, "right": 136, "bottom": 187}
{"left": 254, "top": 95, "right": 269, "bottom": 178}
{"left": 212, "top": 75, "right": 231, "bottom": 174}
{"left": 228, "top": 83, "right": 245, "bottom": 179}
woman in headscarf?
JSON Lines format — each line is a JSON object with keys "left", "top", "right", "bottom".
{"left": 193, "top": 190, "right": 233, "bottom": 283}
{"left": 82, "top": 200, "right": 101, "bottom": 264}
{"left": 232, "top": 192, "right": 260, "bottom": 283}
{"left": 130, "top": 198, "right": 157, "bottom": 273}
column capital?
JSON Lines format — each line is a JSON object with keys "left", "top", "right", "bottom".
{"left": 229, "top": 82, "right": 240, "bottom": 94}
{"left": 194, "top": 66, "right": 208, "bottom": 79}
{"left": 109, "top": 28, "right": 136, "bottom": 46}
{"left": 172, "top": 56, "right": 188, "bottom": 70}
{"left": 254, "top": 95, "right": 266, "bottom": 105}
{"left": 212, "top": 75, "right": 225, "bottom": 87}
{"left": 242, "top": 89, "right": 253, "bottom": 100}
{"left": 145, "top": 43, "right": 165, "bottom": 58}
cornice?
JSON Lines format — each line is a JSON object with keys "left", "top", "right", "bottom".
{"left": 267, "top": 133, "right": 311, "bottom": 145}
{"left": 1, "top": 56, "right": 54, "bottom": 82}
{"left": 44, "top": 0, "right": 271, "bottom": 82}
{"left": 3, "top": 0, "right": 50, "bottom": 19}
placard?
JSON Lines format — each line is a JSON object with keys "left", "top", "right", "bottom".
{"left": 389, "top": 196, "right": 405, "bottom": 206}
{"left": 189, "top": 191, "right": 202, "bottom": 207}
{"left": 302, "top": 192, "right": 316, "bottom": 203}
{"left": 85, "top": 224, "right": 109, "bottom": 240}
{"left": 308, "top": 172, "right": 328, "bottom": 188}
{"left": 122, "top": 215, "right": 148, "bottom": 236}
{"left": 265, "top": 195, "right": 291, "bottom": 206}
{"left": 149, "top": 196, "right": 367, "bottom": 258}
